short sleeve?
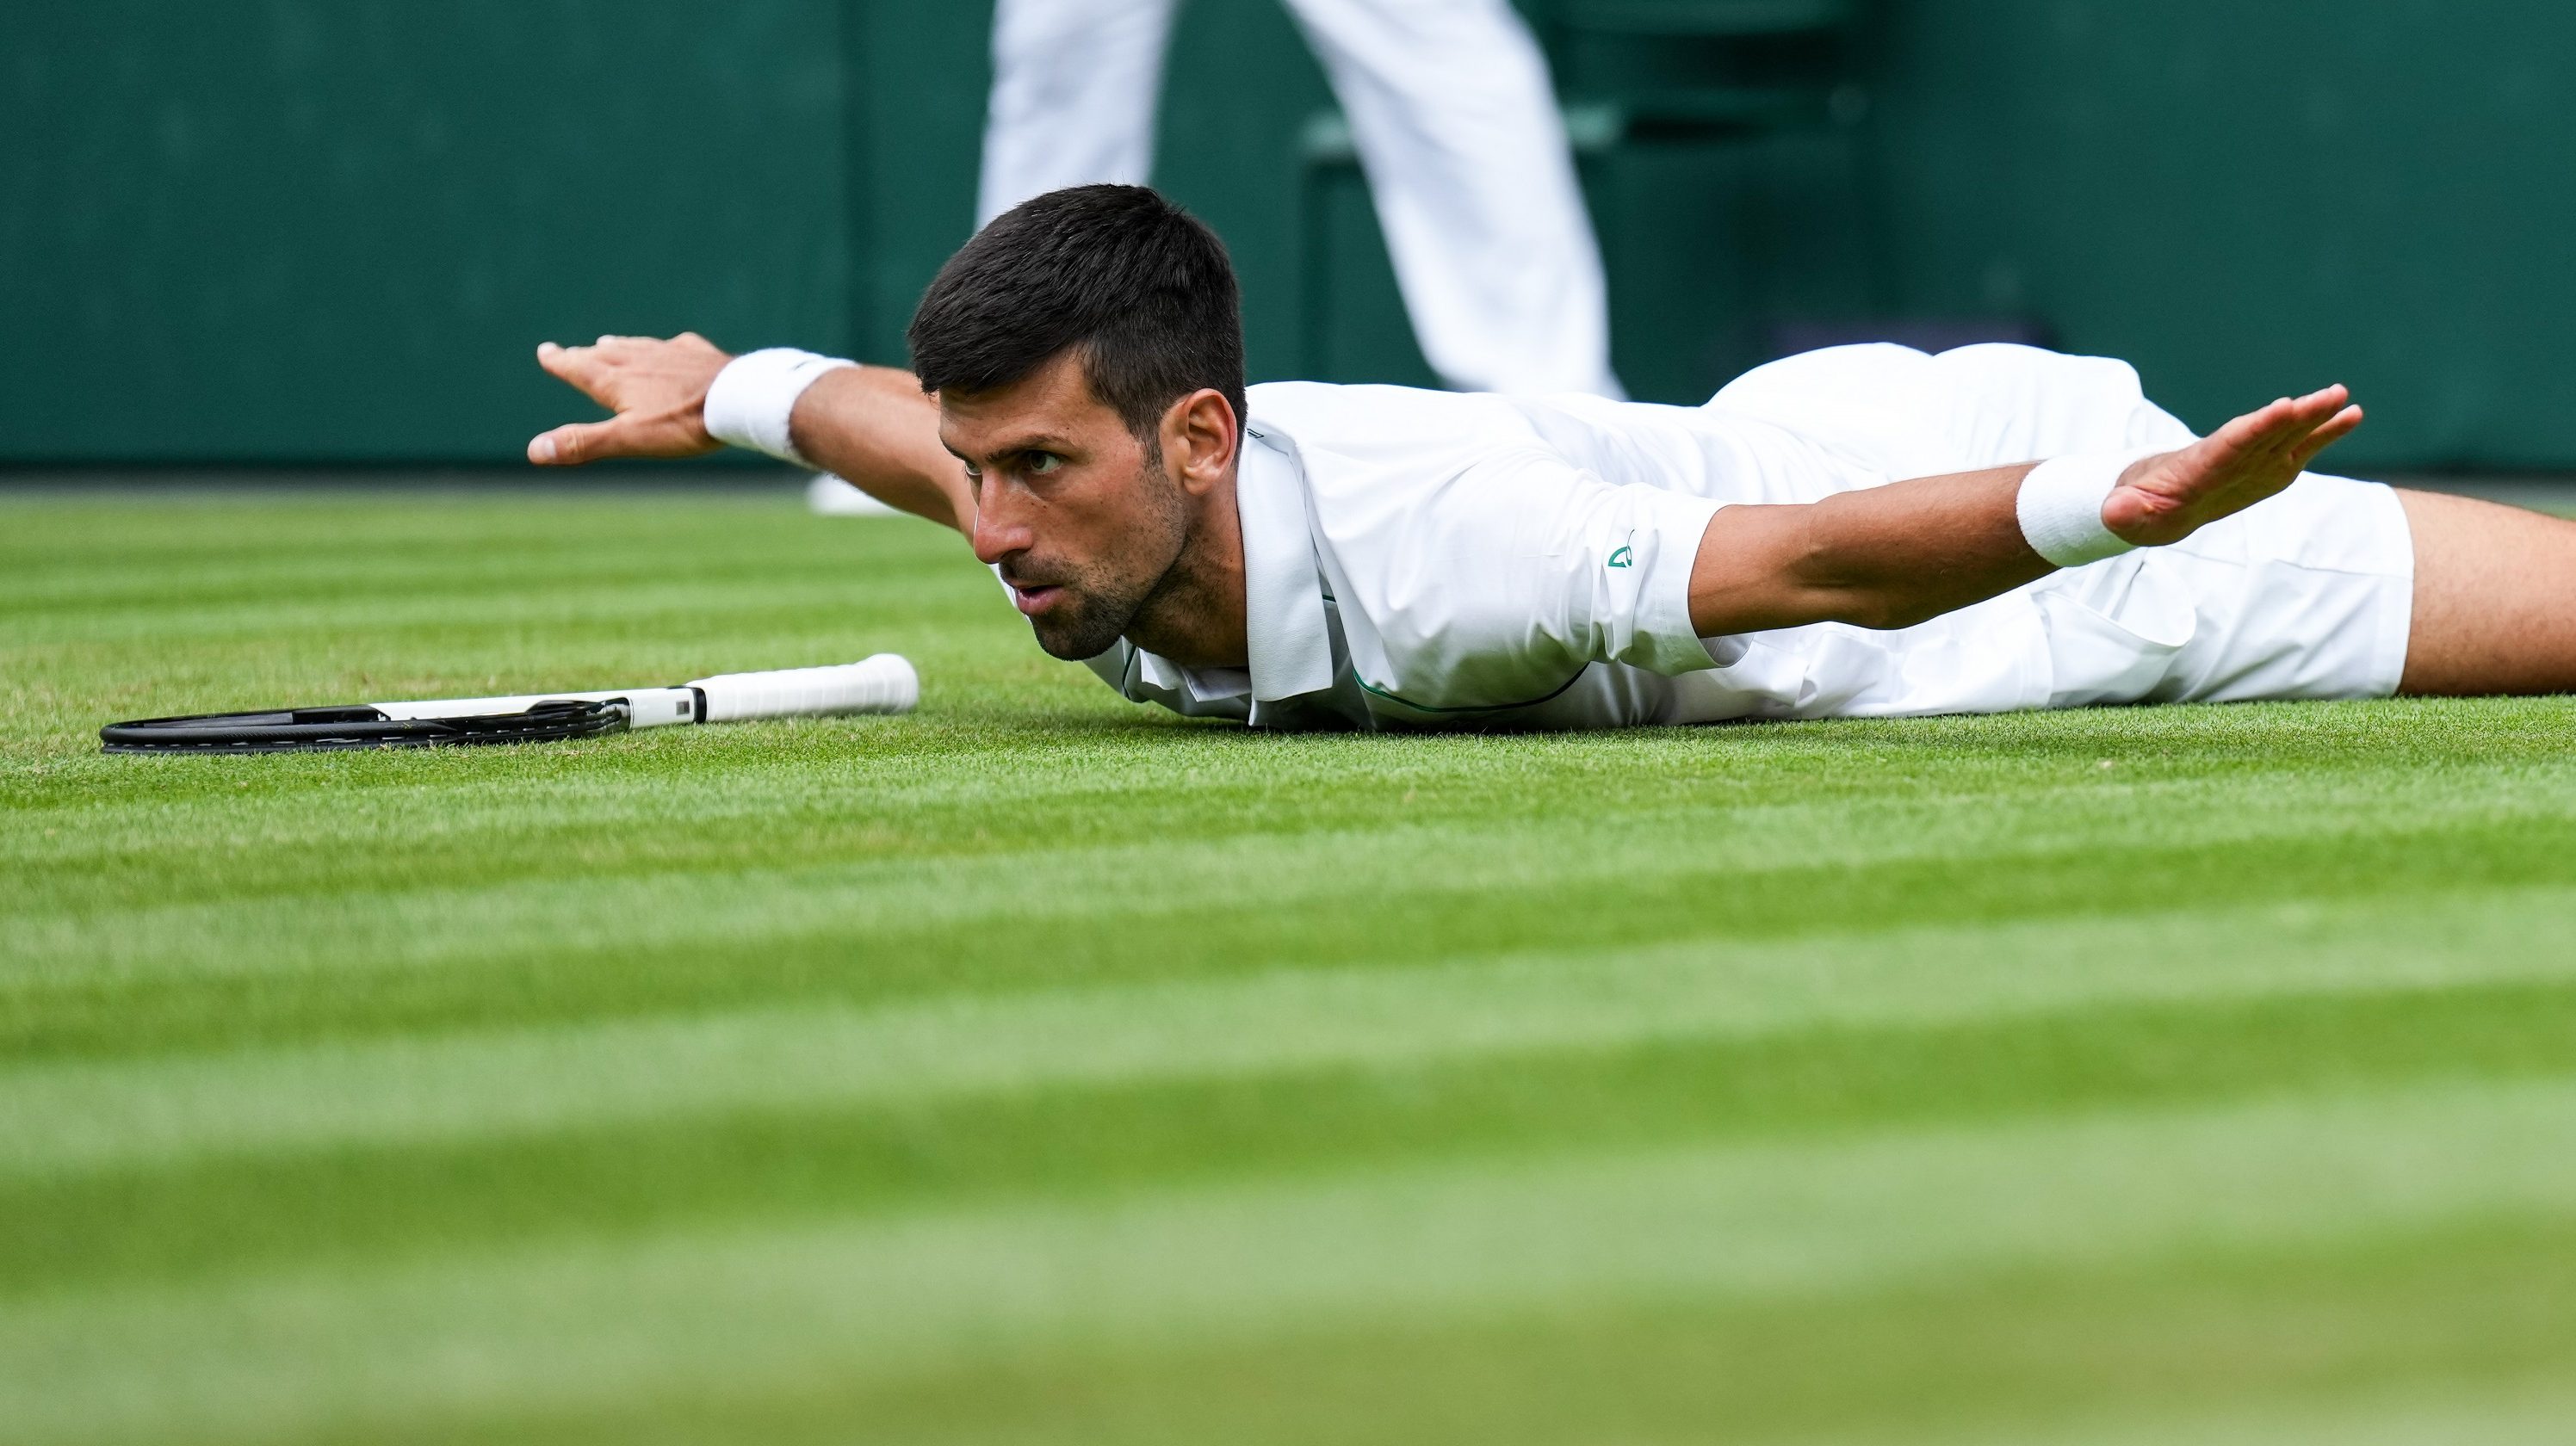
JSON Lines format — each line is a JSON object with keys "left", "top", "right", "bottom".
{"left": 1314, "top": 444, "right": 1724, "bottom": 710}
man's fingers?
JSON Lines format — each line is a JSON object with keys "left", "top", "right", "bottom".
{"left": 2170, "top": 391, "right": 2362, "bottom": 501}
{"left": 528, "top": 419, "right": 621, "bottom": 467}
{"left": 2273, "top": 386, "right": 2349, "bottom": 431}
{"left": 2210, "top": 386, "right": 2351, "bottom": 464}
{"left": 2284, "top": 404, "right": 2365, "bottom": 473}
{"left": 2208, "top": 398, "right": 2297, "bottom": 457}
{"left": 2270, "top": 386, "right": 2350, "bottom": 450}
{"left": 2247, "top": 389, "right": 2355, "bottom": 467}
{"left": 529, "top": 335, "right": 725, "bottom": 467}
{"left": 536, "top": 341, "right": 610, "bottom": 392}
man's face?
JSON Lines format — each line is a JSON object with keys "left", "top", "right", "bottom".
{"left": 941, "top": 350, "right": 1189, "bottom": 661}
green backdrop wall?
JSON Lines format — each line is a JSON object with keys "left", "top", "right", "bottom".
{"left": 4, "top": 1, "right": 2571, "bottom": 468}
{"left": 1867, "top": 0, "right": 2576, "bottom": 469}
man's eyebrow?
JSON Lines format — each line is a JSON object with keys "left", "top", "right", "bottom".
{"left": 946, "top": 433, "right": 1074, "bottom": 464}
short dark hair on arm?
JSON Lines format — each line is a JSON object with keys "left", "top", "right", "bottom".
{"left": 907, "top": 184, "right": 1248, "bottom": 447}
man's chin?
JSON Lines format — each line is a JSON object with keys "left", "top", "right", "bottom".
{"left": 1029, "top": 603, "right": 1131, "bottom": 663}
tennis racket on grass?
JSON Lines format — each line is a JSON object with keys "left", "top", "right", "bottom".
{"left": 101, "top": 654, "right": 918, "bottom": 754}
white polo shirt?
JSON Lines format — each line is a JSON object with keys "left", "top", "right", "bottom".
{"left": 1077, "top": 344, "right": 2410, "bottom": 730}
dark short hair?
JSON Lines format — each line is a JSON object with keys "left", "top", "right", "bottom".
{"left": 907, "top": 184, "right": 1247, "bottom": 446}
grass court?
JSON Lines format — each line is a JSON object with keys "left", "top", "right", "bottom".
{"left": 5, "top": 485, "right": 2576, "bottom": 1443}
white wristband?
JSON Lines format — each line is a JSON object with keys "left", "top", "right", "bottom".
{"left": 2016, "top": 451, "right": 2152, "bottom": 568}
{"left": 703, "top": 348, "right": 858, "bottom": 467}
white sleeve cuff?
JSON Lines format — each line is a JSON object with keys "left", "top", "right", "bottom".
{"left": 1597, "top": 488, "right": 1727, "bottom": 677}
{"left": 2016, "top": 449, "right": 2158, "bottom": 568}
{"left": 703, "top": 348, "right": 858, "bottom": 467}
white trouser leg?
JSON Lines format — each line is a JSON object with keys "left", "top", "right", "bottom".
{"left": 1710, "top": 343, "right": 2199, "bottom": 484}
{"left": 1285, "top": 0, "right": 1619, "bottom": 397}
{"left": 978, "top": 0, "right": 1184, "bottom": 227}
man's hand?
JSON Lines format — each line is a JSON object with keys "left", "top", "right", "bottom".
{"left": 527, "top": 333, "right": 733, "bottom": 466}
{"left": 2103, "top": 385, "right": 2362, "bottom": 545}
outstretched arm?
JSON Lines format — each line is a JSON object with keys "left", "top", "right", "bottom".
{"left": 526, "top": 335, "right": 975, "bottom": 532}
{"left": 1689, "top": 386, "right": 2363, "bottom": 636}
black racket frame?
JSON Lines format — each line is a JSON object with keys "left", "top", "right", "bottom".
{"left": 100, "top": 699, "right": 629, "bottom": 754}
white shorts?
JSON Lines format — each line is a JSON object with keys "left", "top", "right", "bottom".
{"left": 2032, "top": 473, "right": 2414, "bottom": 707}
{"left": 1689, "top": 343, "right": 2418, "bottom": 718}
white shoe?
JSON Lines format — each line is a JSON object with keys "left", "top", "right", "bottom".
{"left": 806, "top": 473, "right": 900, "bottom": 516}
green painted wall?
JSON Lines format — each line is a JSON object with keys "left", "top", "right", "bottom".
{"left": 4, "top": 1, "right": 2571, "bottom": 468}
{"left": 1866, "top": 0, "right": 2576, "bottom": 468}
{"left": 2, "top": 2, "right": 852, "bottom": 463}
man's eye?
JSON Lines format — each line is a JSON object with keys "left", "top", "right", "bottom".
{"left": 1025, "top": 453, "right": 1062, "bottom": 476}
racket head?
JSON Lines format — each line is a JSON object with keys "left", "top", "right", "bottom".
{"left": 100, "top": 699, "right": 629, "bottom": 754}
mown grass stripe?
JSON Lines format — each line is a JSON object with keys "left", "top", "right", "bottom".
{"left": 6, "top": 887, "right": 2573, "bottom": 1182}
{"left": 15, "top": 741, "right": 2574, "bottom": 923}
{"left": 15, "top": 977, "right": 2575, "bottom": 1300}
{"left": 1922, "top": 1390, "right": 2576, "bottom": 1446}
{"left": 13, "top": 810, "right": 2575, "bottom": 1063}
{"left": 457, "top": 1212, "right": 2576, "bottom": 1446}
{"left": 7, "top": 1078, "right": 2575, "bottom": 1445}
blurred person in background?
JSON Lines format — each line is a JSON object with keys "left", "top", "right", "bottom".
{"left": 982, "top": 0, "right": 1619, "bottom": 399}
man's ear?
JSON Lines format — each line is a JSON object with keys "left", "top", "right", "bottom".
{"left": 1161, "top": 388, "right": 1240, "bottom": 496}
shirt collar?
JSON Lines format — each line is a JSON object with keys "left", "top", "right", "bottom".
{"left": 1235, "top": 425, "right": 1337, "bottom": 706}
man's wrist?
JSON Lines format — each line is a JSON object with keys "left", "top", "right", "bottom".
{"left": 2016, "top": 450, "right": 2157, "bottom": 568}
{"left": 703, "top": 349, "right": 859, "bottom": 467}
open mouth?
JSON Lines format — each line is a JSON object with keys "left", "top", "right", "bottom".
{"left": 1009, "top": 582, "right": 1065, "bottom": 616}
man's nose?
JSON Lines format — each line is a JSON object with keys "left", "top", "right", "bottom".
{"left": 969, "top": 491, "right": 1034, "bottom": 566}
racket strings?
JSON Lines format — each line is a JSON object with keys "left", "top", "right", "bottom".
{"left": 100, "top": 699, "right": 628, "bottom": 753}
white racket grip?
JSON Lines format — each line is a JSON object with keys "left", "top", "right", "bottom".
{"left": 689, "top": 654, "right": 918, "bottom": 722}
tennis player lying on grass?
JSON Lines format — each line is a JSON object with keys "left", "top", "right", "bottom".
{"left": 531, "top": 184, "right": 2576, "bottom": 729}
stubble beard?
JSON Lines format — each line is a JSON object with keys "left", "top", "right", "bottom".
{"left": 1026, "top": 461, "right": 1191, "bottom": 662}
{"left": 1029, "top": 565, "right": 1157, "bottom": 661}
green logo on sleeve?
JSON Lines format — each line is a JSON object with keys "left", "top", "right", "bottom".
{"left": 1606, "top": 545, "right": 1634, "bottom": 569}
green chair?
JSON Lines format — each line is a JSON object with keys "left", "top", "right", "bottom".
{"left": 1540, "top": 0, "right": 1861, "bottom": 142}
{"left": 1296, "top": 0, "right": 1878, "bottom": 393}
